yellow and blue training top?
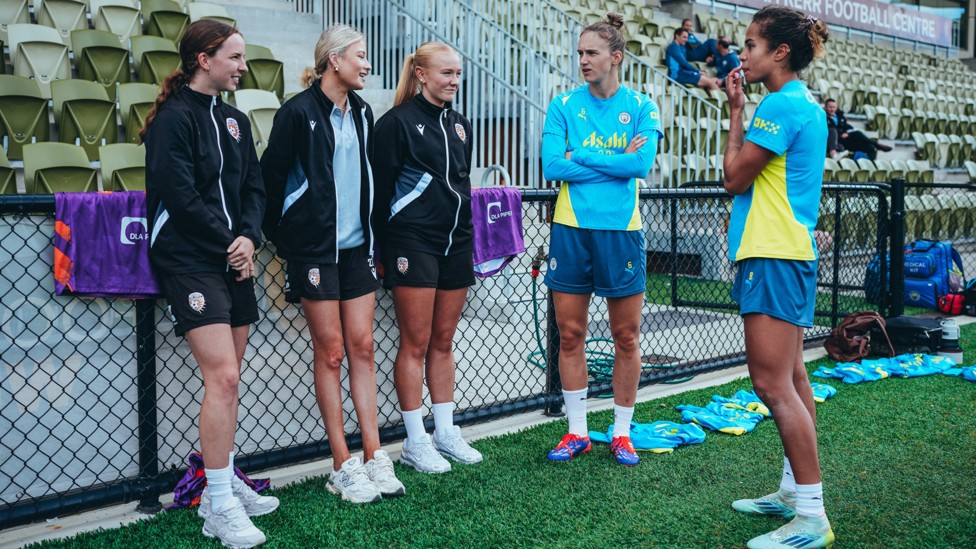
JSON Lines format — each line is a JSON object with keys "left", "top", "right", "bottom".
{"left": 542, "top": 84, "right": 662, "bottom": 231}
{"left": 728, "top": 80, "right": 827, "bottom": 261}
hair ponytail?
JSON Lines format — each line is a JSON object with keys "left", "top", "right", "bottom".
{"left": 139, "top": 69, "right": 190, "bottom": 140}
{"left": 393, "top": 53, "right": 418, "bottom": 106}
{"left": 752, "top": 6, "right": 829, "bottom": 74}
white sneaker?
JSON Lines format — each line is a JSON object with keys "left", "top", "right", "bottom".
{"left": 327, "top": 456, "right": 382, "bottom": 503}
{"left": 365, "top": 449, "right": 405, "bottom": 497}
{"left": 830, "top": 150, "right": 849, "bottom": 161}
{"left": 400, "top": 434, "right": 452, "bottom": 474}
{"left": 433, "top": 426, "right": 483, "bottom": 464}
{"left": 201, "top": 496, "right": 266, "bottom": 549}
{"left": 199, "top": 477, "right": 279, "bottom": 519}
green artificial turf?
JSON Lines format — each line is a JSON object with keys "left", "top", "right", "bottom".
{"left": 29, "top": 326, "right": 976, "bottom": 549}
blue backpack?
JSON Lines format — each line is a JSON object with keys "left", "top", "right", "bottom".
{"left": 902, "top": 240, "right": 965, "bottom": 309}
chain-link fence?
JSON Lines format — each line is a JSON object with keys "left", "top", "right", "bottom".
{"left": 0, "top": 183, "right": 909, "bottom": 528}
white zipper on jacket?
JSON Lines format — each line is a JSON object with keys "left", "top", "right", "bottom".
{"left": 439, "top": 109, "right": 462, "bottom": 256}
{"left": 362, "top": 106, "right": 375, "bottom": 276}
{"left": 209, "top": 98, "right": 232, "bottom": 231}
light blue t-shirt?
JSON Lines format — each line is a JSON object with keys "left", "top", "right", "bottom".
{"left": 727, "top": 80, "right": 827, "bottom": 261}
{"left": 331, "top": 104, "right": 364, "bottom": 250}
{"left": 541, "top": 84, "right": 662, "bottom": 231}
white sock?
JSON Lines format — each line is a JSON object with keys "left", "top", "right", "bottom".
{"left": 612, "top": 405, "right": 634, "bottom": 438}
{"left": 563, "top": 388, "right": 588, "bottom": 436}
{"left": 795, "top": 482, "right": 826, "bottom": 518}
{"left": 779, "top": 457, "right": 796, "bottom": 496}
{"left": 204, "top": 462, "right": 234, "bottom": 511}
{"left": 401, "top": 407, "right": 427, "bottom": 442}
{"left": 432, "top": 402, "right": 455, "bottom": 437}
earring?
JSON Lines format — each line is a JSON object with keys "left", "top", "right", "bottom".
{"left": 334, "top": 65, "right": 339, "bottom": 72}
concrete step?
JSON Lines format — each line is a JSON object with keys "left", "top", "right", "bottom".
{"left": 202, "top": 0, "right": 296, "bottom": 12}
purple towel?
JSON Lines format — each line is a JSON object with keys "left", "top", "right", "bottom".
{"left": 471, "top": 187, "right": 525, "bottom": 277}
{"left": 54, "top": 191, "right": 161, "bottom": 298}
{"left": 167, "top": 452, "right": 271, "bottom": 510}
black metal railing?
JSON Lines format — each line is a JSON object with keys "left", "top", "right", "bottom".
{"left": 0, "top": 182, "right": 915, "bottom": 529}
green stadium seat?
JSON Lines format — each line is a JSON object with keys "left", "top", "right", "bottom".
{"left": 233, "top": 89, "right": 279, "bottom": 155}
{"left": 7, "top": 23, "right": 71, "bottom": 98}
{"left": 91, "top": 0, "right": 142, "bottom": 45}
{"left": 23, "top": 142, "right": 98, "bottom": 193}
{"left": 99, "top": 143, "right": 146, "bottom": 191}
{"left": 35, "top": 0, "right": 87, "bottom": 48}
{"left": 188, "top": 3, "right": 236, "bottom": 27}
{"left": 240, "top": 44, "right": 285, "bottom": 101}
{"left": 903, "top": 195, "right": 925, "bottom": 241}
{"left": 118, "top": 82, "right": 159, "bottom": 144}
{"left": 920, "top": 194, "right": 943, "bottom": 239}
{"left": 840, "top": 157, "right": 869, "bottom": 183}
{"left": 0, "top": 0, "right": 30, "bottom": 44}
{"left": 856, "top": 158, "right": 884, "bottom": 182}
{"left": 52, "top": 79, "right": 119, "bottom": 160}
{"left": 131, "top": 35, "right": 181, "bottom": 85}
{"left": 142, "top": 0, "right": 190, "bottom": 41}
{"left": 823, "top": 158, "right": 850, "bottom": 182}
{"left": 71, "top": 29, "right": 132, "bottom": 97}
{"left": 0, "top": 74, "right": 51, "bottom": 160}
{"left": 0, "top": 146, "right": 17, "bottom": 194}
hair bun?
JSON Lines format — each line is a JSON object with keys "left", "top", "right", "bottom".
{"left": 606, "top": 12, "right": 624, "bottom": 29}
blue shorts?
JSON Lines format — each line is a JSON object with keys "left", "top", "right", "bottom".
{"left": 731, "top": 257, "right": 818, "bottom": 327}
{"left": 544, "top": 223, "right": 646, "bottom": 298}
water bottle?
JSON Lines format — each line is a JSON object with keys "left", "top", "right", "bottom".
{"left": 938, "top": 318, "right": 963, "bottom": 365}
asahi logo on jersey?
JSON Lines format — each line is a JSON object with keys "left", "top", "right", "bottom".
{"left": 119, "top": 216, "right": 148, "bottom": 245}
{"left": 188, "top": 292, "right": 206, "bottom": 314}
{"left": 226, "top": 118, "right": 241, "bottom": 142}
{"left": 582, "top": 131, "right": 628, "bottom": 149}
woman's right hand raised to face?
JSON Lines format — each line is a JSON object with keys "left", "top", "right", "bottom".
{"left": 724, "top": 66, "right": 745, "bottom": 112}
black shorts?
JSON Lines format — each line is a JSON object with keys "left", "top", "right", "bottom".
{"left": 285, "top": 244, "right": 379, "bottom": 303}
{"left": 158, "top": 271, "right": 259, "bottom": 337}
{"left": 382, "top": 245, "right": 475, "bottom": 290}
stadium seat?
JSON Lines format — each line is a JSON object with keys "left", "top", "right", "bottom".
{"left": 240, "top": 44, "right": 285, "bottom": 101}
{"left": 71, "top": 29, "right": 132, "bottom": 97}
{"left": 118, "top": 82, "right": 159, "bottom": 144}
{"left": 933, "top": 133, "right": 951, "bottom": 169}
{"left": 912, "top": 132, "right": 935, "bottom": 162}
{"left": 840, "top": 158, "right": 869, "bottom": 183}
{"left": 35, "top": 0, "right": 87, "bottom": 47}
{"left": 91, "top": 0, "right": 142, "bottom": 45}
{"left": 131, "top": 35, "right": 181, "bottom": 85}
{"left": 965, "top": 161, "right": 976, "bottom": 185}
{"left": 23, "top": 142, "right": 98, "bottom": 194}
{"left": 7, "top": 23, "right": 71, "bottom": 98}
{"left": 99, "top": 143, "right": 146, "bottom": 191}
{"left": 0, "top": 74, "right": 51, "bottom": 160}
{"left": 856, "top": 158, "right": 885, "bottom": 182}
{"left": 0, "top": 146, "right": 17, "bottom": 194}
{"left": 52, "top": 79, "right": 119, "bottom": 160}
{"left": 903, "top": 195, "right": 925, "bottom": 241}
{"left": 188, "top": 3, "right": 236, "bottom": 27}
{"left": 0, "top": 0, "right": 30, "bottom": 44}
{"left": 823, "top": 158, "right": 850, "bottom": 182}
{"left": 920, "top": 194, "right": 943, "bottom": 239}
{"left": 233, "top": 89, "right": 279, "bottom": 155}
{"left": 142, "top": 0, "right": 190, "bottom": 41}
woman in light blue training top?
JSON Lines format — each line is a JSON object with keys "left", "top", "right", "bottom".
{"left": 722, "top": 6, "right": 834, "bottom": 549}
{"left": 541, "top": 12, "right": 661, "bottom": 467}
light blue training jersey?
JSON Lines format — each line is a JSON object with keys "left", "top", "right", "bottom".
{"left": 727, "top": 79, "right": 827, "bottom": 261}
{"left": 542, "top": 84, "right": 662, "bottom": 231}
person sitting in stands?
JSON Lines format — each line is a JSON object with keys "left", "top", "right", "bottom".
{"left": 682, "top": 18, "right": 719, "bottom": 63}
{"left": 714, "top": 38, "right": 740, "bottom": 83}
{"left": 824, "top": 98, "right": 891, "bottom": 161}
{"left": 666, "top": 28, "right": 722, "bottom": 91}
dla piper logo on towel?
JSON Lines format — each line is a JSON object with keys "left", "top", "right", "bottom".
{"left": 486, "top": 202, "right": 513, "bottom": 224}
{"left": 120, "top": 217, "right": 148, "bottom": 245}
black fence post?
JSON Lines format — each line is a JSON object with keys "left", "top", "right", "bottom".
{"left": 889, "top": 178, "right": 906, "bottom": 318}
{"left": 135, "top": 299, "right": 162, "bottom": 514}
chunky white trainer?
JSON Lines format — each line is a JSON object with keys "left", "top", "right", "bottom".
{"left": 199, "top": 476, "right": 279, "bottom": 519}
{"left": 201, "top": 496, "right": 267, "bottom": 549}
{"left": 433, "top": 426, "right": 483, "bottom": 464}
{"left": 400, "top": 434, "right": 452, "bottom": 474}
{"left": 327, "top": 456, "right": 382, "bottom": 503}
{"left": 365, "top": 449, "right": 405, "bottom": 497}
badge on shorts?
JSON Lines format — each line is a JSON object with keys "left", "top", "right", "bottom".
{"left": 308, "top": 267, "right": 320, "bottom": 287}
{"left": 618, "top": 112, "right": 631, "bottom": 124}
{"left": 188, "top": 292, "right": 206, "bottom": 314}
{"left": 549, "top": 257, "right": 557, "bottom": 271}
{"left": 397, "top": 257, "right": 409, "bottom": 275}
{"left": 454, "top": 123, "right": 467, "bottom": 143}
{"left": 226, "top": 117, "right": 241, "bottom": 142}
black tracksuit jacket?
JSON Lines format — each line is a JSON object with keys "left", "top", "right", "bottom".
{"left": 145, "top": 87, "right": 265, "bottom": 274}
{"left": 372, "top": 93, "right": 473, "bottom": 256}
{"left": 260, "top": 82, "right": 374, "bottom": 264}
